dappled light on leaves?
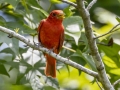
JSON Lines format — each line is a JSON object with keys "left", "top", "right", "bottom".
{"left": 0, "top": 0, "right": 120, "bottom": 90}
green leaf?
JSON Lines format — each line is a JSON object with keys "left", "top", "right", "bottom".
{"left": 80, "top": 32, "right": 89, "bottom": 52}
{"left": 0, "top": 33, "right": 21, "bottom": 60}
{"left": 70, "top": 54, "right": 86, "bottom": 66}
{"left": 50, "top": 0, "right": 61, "bottom": 4}
{"left": 65, "top": 64, "right": 70, "bottom": 76}
{"left": 34, "top": 60, "right": 45, "bottom": 69}
{"left": 6, "top": 21, "right": 36, "bottom": 34}
{"left": 11, "top": 38, "right": 19, "bottom": 56}
{"left": 0, "top": 53, "right": 13, "bottom": 62}
{"left": 30, "top": 6, "right": 48, "bottom": 18}
{"left": 23, "top": 8, "right": 47, "bottom": 28}
{"left": 69, "top": 0, "right": 76, "bottom": 2}
{"left": 26, "top": 0, "right": 48, "bottom": 17}
{"left": 102, "top": 55, "right": 117, "bottom": 68}
{"left": 6, "top": 61, "right": 19, "bottom": 69}
{"left": 34, "top": 59, "right": 46, "bottom": 76}
{"left": 63, "top": 16, "right": 83, "bottom": 45}
{"left": 44, "top": 86, "right": 56, "bottom": 90}
{"left": 0, "top": 48, "right": 16, "bottom": 60}
{"left": 98, "top": 43, "right": 120, "bottom": 68}
{"left": 15, "top": 59, "right": 33, "bottom": 84}
{"left": 0, "top": 0, "right": 19, "bottom": 7}
{"left": 0, "top": 32, "right": 12, "bottom": 45}
{"left": 0, "top": 64, "right": 10, "bottom": 77}
{"left": 25, "top": 0, "right": 41, "bottom": 8}
{"left": 73, "top": 50, "right": 97, "bottom": 71}
{"left": 118, "top": 0, "right": 120, "bottom": 3}
{"left": 29, "top": 75, "right": 44, "bottom": 90}
{"left": 16, "top": 68, "right": 30, "bottom": 84}
{"left": 110, "top": 69, "right": 120, "bottom": 75}
{"left": 0, "top": 16, "right": 6, "bottom": 26}
{"left": 0, "top": 42, "right": 3, "bottom": 46}
{"left": 63, "top": 6, "right": 75, "bottom": 17}
{"left": 43, "top": 77, "right": 60, "bottom": 89}
{"left": 20, "top": 59, "right": 33, "bottom": 67}
{"left": 116, "top": 16, "right": 120, "bottom": 22}
{"left": 98, "top": 43, "right": 120, "bottom": 58}
{"left": 19, "top": 46, "right": 29, "bottom": 54}
{"left": 82, "top": 53, "right": 97, "bottom": 71}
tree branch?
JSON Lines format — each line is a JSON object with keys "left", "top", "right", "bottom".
{"left": 76, "top": 0, "right": 114, "bottom": 90}
{"left": 0, "top": 26, "right": 98, "bottom": 78}
{"left": 59, "top": 0, "right": 77, "bottom": 8}
{"left": 95, "top": 23, "right": 120, "bottom": 39}
{"left": 86, "top": 0, "right": 97, "bottom": 11}
{"left": 113, "top": 79, "right": 120, "bottom": 87}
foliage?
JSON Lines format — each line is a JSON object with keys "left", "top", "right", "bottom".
{"left": 0, "top": 0, "right": 120, "bottom": 90}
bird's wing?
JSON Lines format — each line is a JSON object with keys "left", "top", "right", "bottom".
{"left": 37, "top": 19, "right": 45, "bottom": 42}
{"left": 57, "top": 30, "right": 64, "bottom": 53}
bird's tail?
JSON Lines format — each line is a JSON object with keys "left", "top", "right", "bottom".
{"left": 45, "top": 54, "right": 56, "bottom": 78}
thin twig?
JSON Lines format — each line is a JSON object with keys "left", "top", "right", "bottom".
{"left": 65, "top": 39, "right": 112, "bottom": 46}
{"left": 62, "top": 46, "right": 76, "bottom": 52}
{"left": 96, "top": 79, "right": 104, "bottom": 90}
{"left": 113, "top": 79, "right": 120, "bottom": 87}
{"left": 97, "top": 42, "right": 112, "bottom": 46}
{"left": 110, "top": 28, "right": 120, "bottom": 33}
{"left": 95, "top": 23, "right": 120, "bottom": 39}
{"left": 87, "top": 0, "right": 97, "bottom": 11}
{"left": 59, "top": 0, "right": 77, "bottom": 8}
{"left": 0, "top": 26, "right": 98, "bottom": 78}
{"left": 65, "top": 39, "right": 84, "bottom": 43}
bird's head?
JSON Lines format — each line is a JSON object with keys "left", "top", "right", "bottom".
{"left": 48, "top": 10, "right": 65, "bottom": 21}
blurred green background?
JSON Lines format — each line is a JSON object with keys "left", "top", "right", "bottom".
{"left": 0, "top": 0, "right": 120, "bottom": 90}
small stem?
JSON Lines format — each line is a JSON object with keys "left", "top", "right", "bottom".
{"left": 62, "top": 45, "right": 76, "bottom": 52}
{"left": 87, "top": 0, "right": 97, "bottom": 11}
{"left": 95, "top": 23, "right": 120, "bottom": 39}
{"left": 65, "top": 39, "right": 84, "bottom": 43}
{"left": 47, "top": 3, "right": 52, "bottom": 12}
{"left": 113, "top": 79, "right": 120, "bottom": 87}
{"left": 96, "top": 79, "right": 104, "bottom": 90}
{"left": 65, "top": 39, "right": 112, "bottom": 46}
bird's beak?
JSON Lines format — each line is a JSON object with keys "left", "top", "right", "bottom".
{"left": 57, "top": 14, "right": 65, "bottom": 20}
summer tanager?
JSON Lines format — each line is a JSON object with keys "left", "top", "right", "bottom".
{"left": 38, "top": 10, "right": 64, "bottom": 78}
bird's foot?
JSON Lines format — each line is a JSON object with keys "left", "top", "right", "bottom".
{"left": 35, "top": 42, "right": 43, "bottom": 48}
{"left": 49, "top": 47, "right": 56, "bottom": 52}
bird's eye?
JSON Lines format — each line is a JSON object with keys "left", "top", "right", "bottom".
{"left": 52, "top": 13, "right": 56, "bottom": 17}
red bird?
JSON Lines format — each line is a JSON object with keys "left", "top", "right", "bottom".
{"left": 38, "top": 10, "right": 64, "bottom": 78}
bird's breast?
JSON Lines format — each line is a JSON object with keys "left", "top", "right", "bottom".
{"left": 40, "top": 22, "right": 64, "bottom": 49}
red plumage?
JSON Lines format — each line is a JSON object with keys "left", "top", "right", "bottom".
{"left": 38, "top": 10, "right": 64, "bottom": 78}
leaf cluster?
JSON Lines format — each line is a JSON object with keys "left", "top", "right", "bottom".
{"left": 0, "top": 0, "right": 120, "bottom": 90}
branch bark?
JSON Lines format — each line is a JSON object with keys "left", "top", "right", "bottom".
{"left": 0, "top": 26, "right": 98, "bottom": 78}
{"left": 76, "top": 0, "right": 114, "bottom": 90}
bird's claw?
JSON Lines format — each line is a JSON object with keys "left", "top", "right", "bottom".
{"left": 35, "top": 42, "right": 43, "bottom": 48}
{"left": 49, "top": 47, "right": 56, "bottom": 52}
{"left": 8, "top": 34, "right": 13, "bottom": 38}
